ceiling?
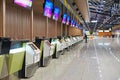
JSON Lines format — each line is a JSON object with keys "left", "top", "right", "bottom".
{"left": 88, "top": 0, "right": 120, "bottom": 31}
{"left": 66, "top": 0, "right": 90, "bottom": 30}
{"left": 7, "top": 0, "right": 120, "bottom": 31}
{"left": 75, "top": 0, "right": 90, "bottom": 22}
{"left": 66, "top": 0, "right": 120, "bottom": 31}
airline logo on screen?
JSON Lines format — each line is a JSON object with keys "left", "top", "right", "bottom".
{"left": 14, "top": 0, "right": 32, "bottom": 8}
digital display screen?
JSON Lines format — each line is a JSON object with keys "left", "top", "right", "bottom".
{"left": 62, "top": 14, "right": 67, "bottom": 24}
{"left": 29, "top": 44, "right": 37, "bottom": 50}
{"left": 14, "top": 0, "right": 33, "bottom": 8}
{"left": 53, "top": 7, "right": 60, "bottom": 21}
{"left": 66, "top": 16, "right": 70, "bottom": 25}
{"left": 10, "top": 41, "right": 22, "bottom": 49}
{"left": 71, "top": 20, "right": 74, "bottom": 26}
{"left": 0, "top": 38, "right": 11, "bottom": 54}
{"left": 76, "top": 24, "right": 79, "bottom": 28}
{"left": 44, "top": 1, "right": 53, "bottom": 18}
{"left": 73, "top": 21, "right": 76, "bottom": 27}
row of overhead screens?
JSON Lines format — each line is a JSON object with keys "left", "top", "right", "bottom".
{"left": 0, "top": 0, "right": 83, "bottom": 40}
{"left": 0, "top": 36, "right": 83, "bottom": 79}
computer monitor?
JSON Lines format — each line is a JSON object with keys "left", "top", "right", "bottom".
{"left": 34, "top": 37, "right": 42, "bottom": 48}
{"left": 10, "top": 41, "right": 22, "bottom": 49}
{"left": 49, "top": 38, "right": 52, "bottom": 43}
{"left": 0, "top": 37, "right": 11, "bottom": 55}
{"left": 10, "top": 40, "right": 29, "bottom": 49}
{"left": 43, "top": 0, "right": 53, "bottom": 18}
{"left": 53, "top": 7, "right": 60, "bottom": 21}
{"left": 62, "top": 13, "right": 67, "bottom": 24}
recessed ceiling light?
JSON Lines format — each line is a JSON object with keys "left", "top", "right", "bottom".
{"left": 103, "top": 0, "right": 106, "bottom": 2}
{"left": 91, "top": 20, "right": 97, "bottom": 23}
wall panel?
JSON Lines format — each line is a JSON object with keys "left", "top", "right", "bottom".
{"left": 57, "top": 22, "right": 61, "bottom": 36}
{"left": 6, "top": 5, "right": 31, "bottom": 40}
{"left": 98, "top": 32, "right": 112, "bottom": 37}
{"left": 112, "top": 25, "right": 120, "bottom": 30}
{"left": 69, "top": 27, "right": 82, "bottom": 36}
{"left": 33, "top": 13, "right": 46, "bottom": 38}
{"left": 48, "top": 19, "right": 55, "bottom": 38}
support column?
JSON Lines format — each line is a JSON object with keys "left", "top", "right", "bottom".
{"left": 3, "top": 0, "right": 6, "bottom": 37}
{"left": 30, "top": 8, "right": 33, "bottom": 41}
{"left": 61, "top": 23, "right": 63, "bottom": 37}
{"left": 46, "top": 17, "right": 49, "bottom": 38}
{"left": 55, "top": 21, "right": 57, "bottom": 38}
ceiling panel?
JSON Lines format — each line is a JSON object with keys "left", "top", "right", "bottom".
{"left": 75, "top": 0, "right": 90, "bottom": 22}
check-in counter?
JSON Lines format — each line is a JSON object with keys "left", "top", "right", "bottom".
{"left": 61, "top": 39, "right": 67, "bottom": 50}
{"left": 8, "top": 48, "right": 25, "bottom": 75}
{"left": 0, "top": 37, "right": 11, "bottom": 79}
{"left": 19, "top": 42, "right": 40, "bottom": 78}
{"left": 34, "top": 38, "right": 52, "bottom": 67}
{"left": 73, "top": 37, "right": 77, "bottom": 44}
{"left": 50, "top": 38, "right": 57, "bottom": 58}
{"left": 56, "top": 40, "right": 63, "bottom": 52}
{"left": 76, "top": 36, "right": 83, "bottom": 43}
{"left": 64, "top": 38, "right": 69, "bottom": 48}
{"left": 50, "top": 38, "right": 61, "bottom": 58}
{"left": 25, "top": 42, "right": 40, "bottom": 78}
{"left": 49, "top": 38, "right": 56, "bottom": 57}
{"left": 66, "top": 37, "right": 72, "bottom": 47}
{"left": 69, "top": 37, "right": 74, "bottom": 46}
{"left": 0, "top": 55, "right": 4, "bottom": 76}
{"left": 42, "top": 40, "right": 52, "bottom": 67}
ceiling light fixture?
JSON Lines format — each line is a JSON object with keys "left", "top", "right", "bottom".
{"left": 91, "top": 20, "right": 97, "bottom": 23}
{"left": 103, "top": 0, "right": 106, "bottom": 3}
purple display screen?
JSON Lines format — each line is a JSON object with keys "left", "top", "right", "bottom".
{"left": 14, "top": 0, "right": 32, "bottom": 8}
{"left": 62, "top": 14, "right": 67, "bottom": 24}
{"left": 44, "top": 1, "right": 53, "bottom": 18}
{"left": 53, "top": 7, "right": 60, "bottom": 21}
{"left": 66, "top": 16, "right": 70, "bottom": 25}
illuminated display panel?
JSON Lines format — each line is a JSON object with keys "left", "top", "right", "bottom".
{"left": 14, "top": 0, "right": 33, "bottom": 8}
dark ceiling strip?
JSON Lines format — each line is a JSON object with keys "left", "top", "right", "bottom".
{"left": 90, "top": 11, "right": 111, "bottom": 16}
{"left": 89, "top": 8, "right": 110, "bottom": 13}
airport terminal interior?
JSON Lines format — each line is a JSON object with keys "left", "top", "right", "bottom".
{"left": 0, "top": 0, "right": 120, "bottom": 80}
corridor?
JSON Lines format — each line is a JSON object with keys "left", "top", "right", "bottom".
{"left": 21, "top": 38, "right": 120, "bottom": 80}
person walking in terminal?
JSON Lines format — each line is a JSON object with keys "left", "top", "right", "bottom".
{"left": 84, "top": 34, "right": 87, "bottom": 43}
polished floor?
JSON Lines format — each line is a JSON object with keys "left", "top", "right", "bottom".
{"left": 21, "top": 38, "right": 120, "bottom": 80}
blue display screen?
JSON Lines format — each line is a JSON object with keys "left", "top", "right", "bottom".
{"left": 44, "top": 1, "right": 53, "bottom": 18}
{"left": 71, "top": 20, "right": 74, "bottom": 26}
{"left": 53, "top": 7, "right": 60, "bottom": 21}
{"left": 76, "top": 23, "right": 79, "bottom": 28}
{"left": 73, "top": 21, "right": 76, "bottom": 27}
{"left": 62, "top": 14, "right": 67, "bottom": 24}
{"left": 66, "top": 16, "right": 70, "bottom": 25}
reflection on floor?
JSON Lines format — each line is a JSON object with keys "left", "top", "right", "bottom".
{"left": 21, "top": 38, "right": 120, "bottom": 80}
